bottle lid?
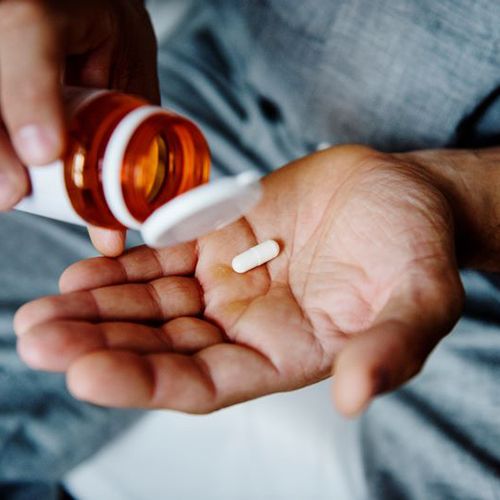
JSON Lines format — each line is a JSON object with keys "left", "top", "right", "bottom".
{"left": 141, "top": 171, "right": 263, "bottom": 248}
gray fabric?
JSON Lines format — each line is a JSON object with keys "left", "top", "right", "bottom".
{"left": 0, "top": 482, "right": 60, "bottom": 500}
{"left": 0, "top": 1, "right": 499, "bottom": 498}
{"left": 237, "top": 0, "right": 500, "bottom": 152}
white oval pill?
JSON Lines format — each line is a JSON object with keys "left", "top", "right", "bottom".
{"left": 232, "top": 240, "right": 280, "bottom": 274}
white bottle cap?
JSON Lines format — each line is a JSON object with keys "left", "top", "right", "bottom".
{"left": 100, "top": 106, "right": 263, "bottom": 247}
{"left": 141, "top": 171, "right": 263, "bottom": 248}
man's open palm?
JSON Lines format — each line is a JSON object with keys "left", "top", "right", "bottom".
{"left": 15, "top": 146, "right": 464, "bottom": 416}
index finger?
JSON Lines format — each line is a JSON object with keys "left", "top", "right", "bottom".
{"left": 59, "top": 242, "right": 198, "bottom": 293}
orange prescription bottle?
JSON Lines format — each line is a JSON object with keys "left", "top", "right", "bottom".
{"left": 16, "top": 88, "right": 263, "bottom": 248}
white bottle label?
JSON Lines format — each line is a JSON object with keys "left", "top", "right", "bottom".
{"left": 15, "top": 161, "right": 86, "bottom": 226}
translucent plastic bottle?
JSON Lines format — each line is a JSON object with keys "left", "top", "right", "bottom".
{"left": 16, "top": 88, "right": 262, "bottom": 248}
{"left": 17, "top": 87, "right": 210, "bottom": 229}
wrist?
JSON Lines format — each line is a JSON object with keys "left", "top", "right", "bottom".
{"left": 396, "top": 148, "right": 500, "bottom": 271}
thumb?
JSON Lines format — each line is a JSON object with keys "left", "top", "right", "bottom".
{"left": 332, "top": 267, "right": 464, "bottom": 417}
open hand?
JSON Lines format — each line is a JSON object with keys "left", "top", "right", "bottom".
{"left": 15, "top": 145, "right": 464, "bottom": 416}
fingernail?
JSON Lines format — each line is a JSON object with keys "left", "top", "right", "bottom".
{"left": 14, "top": 125, "right": 60, "bottom": 165}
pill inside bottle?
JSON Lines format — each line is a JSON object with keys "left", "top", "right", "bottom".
{"left": 232, "top": 240, "right": 280, "bottom": 273}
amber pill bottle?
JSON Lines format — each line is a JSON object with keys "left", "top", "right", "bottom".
{"left": 16, "top": 87, "right": 210, "bottom": 230}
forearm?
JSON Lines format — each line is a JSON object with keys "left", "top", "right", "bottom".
{"left": 398, "top": 148, "right": 500, "bottom": 272}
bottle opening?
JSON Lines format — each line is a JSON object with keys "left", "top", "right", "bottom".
{"left": 121, "top": 113, "right": 210, "bottom": 223}
{"left": 63, "top": 91, "right": 211, "bottom": 230}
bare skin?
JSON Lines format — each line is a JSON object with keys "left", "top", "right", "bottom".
{"left": 16, "top": 144, "right": 482, "bottom": 417}
{"left": 0, "top": 0, "right": 158, "bottom": 255}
